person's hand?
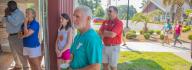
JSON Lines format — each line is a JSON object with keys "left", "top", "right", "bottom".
{"left": 18, "top": 32, "right": 25, "bottom": 39}
{"left": 58, "top": 51, "right": 63, "bottom": 57}
{"left": 55, "top": 48, "right": 60, "bottom": 57}
{"left": 24, "top": 17, "right": 29, "bottom": 24}
{"left": 4, "top": 8, "right": 10, "bottom": 17}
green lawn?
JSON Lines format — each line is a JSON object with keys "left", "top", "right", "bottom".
{"left": 117, "top": 51, "right": 192, "bottom": 70}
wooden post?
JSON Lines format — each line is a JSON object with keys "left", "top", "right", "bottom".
{"left": 47, "top": 0, "right": 74, "bottom": 69}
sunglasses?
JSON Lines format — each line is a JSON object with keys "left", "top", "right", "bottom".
{"left": 108, "top": 10, "right": 112, "bottom": 13}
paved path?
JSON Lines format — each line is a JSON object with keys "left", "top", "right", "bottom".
{"left": 121, "top": 42, "right": 192, "bottom": 62}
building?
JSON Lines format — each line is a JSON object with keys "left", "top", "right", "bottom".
{"left": 142, "top": 0, "right": 191, "bottom": 22}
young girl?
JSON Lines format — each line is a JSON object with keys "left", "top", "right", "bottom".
{"left": 173, "top": 21, "right": 182, "bottom": 47}
{"left": 55, "top": 13, "right": 73, "bottom": 70}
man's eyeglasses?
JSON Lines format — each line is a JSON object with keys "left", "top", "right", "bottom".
{"left": 108, "top": 10, "right": 112, "bottom": 13}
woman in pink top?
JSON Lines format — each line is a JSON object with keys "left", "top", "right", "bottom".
{"left": 173, "top": 21, "right": 182, "bottom": 47}
{"left": 55, "top": 13, "right": 73, "bottom": 70}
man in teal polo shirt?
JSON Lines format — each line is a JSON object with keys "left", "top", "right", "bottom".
{"left": 70, "top": 5, "right": 103, "bottom": 70}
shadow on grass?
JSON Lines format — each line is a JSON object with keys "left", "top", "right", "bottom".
{"left": 122, "top": 45, "right": 142, "bottom": 54}
{"left": 117, "top": 58, "right": 164, "bottom": 70}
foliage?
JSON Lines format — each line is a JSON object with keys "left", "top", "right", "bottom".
{"left": 148, "top": 30, "right": 154, "bottom": 35}
{"left": 117, "top": 5, "right": 137, "bottom": 20}
{"left": 160, "top": 34, "right": 164, "bottom": 40}
{"left": 94, "top": 5, "right": 105, "bottom": 18}
{"left": 155, "top": 30, "right": 161, "bottom": 35}
{"left": 182, "top": 26, "right": 191, "bottom": 32}
{"left": 188, "top": 34, "right": 192, "bottom": 40}
{"left": 140, "top": 30, "right": 144, "bottom": 35}
{"left": 126, "top": 31, "right": 137, "bottom": 39}
{"left": 144, "top": 33, "right": 150, "bottom": 39}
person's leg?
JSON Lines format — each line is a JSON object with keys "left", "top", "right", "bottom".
{"left": 15, "top": 38, "right": 29, "bottom": 69}
{"left": 8, "top": 36, "right": 22, "bottom": 68}
{"left": 110, "top": 46, "right": 120, "bottom": 70}
{"left": 103, "top": 63, "right": 109, "bottom": 70}
{"left": 163, "top": 36, "right": 167, "bottom": 45}
{"left": 28, "top": 57, "right": 41, "bottom": 70}
{"left": 28, "top": 46, "right": 41, "bottom": 70}
{"left": 57, "top": 59, "right": 62, "bottom": 70}
{"left": 173, "top": 35, "right": 177, "bottom": 46}
{"left": 177, "top": 35, "right": 182, "bottom": 45}
{"left": 27, "top": 56, "right": 35, "bottom": 70}
{"left": 102, "top": 47, "right": 109, "bottom": 70}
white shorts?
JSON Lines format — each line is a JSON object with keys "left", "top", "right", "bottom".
{"left": 102, "top": 45, "right": 120, "bottom": 67}
{"left": 23, "top": 45, "right": 41, "bottom": 58}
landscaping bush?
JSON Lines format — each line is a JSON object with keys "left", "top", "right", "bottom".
{"left": 148, "top": 30, "right": 154, "bottom": 35}
{"left": 160, "top": 34, "right": 164, "bottom": 40}
{"left": 144, "top": 33, "right": 150, "bottom": 40}
{"left": 140, "top": 30, "right": 144, "bottom": 35}
{"left": 126, "top": 32, "right": 137, "bottom": 39}
{"left": 183, "top": 26, "right": 191, "bottom": 32}
{"left": 129, "top": 30, "right": 136, "bottom": 34}
{"left": 155, "top": 30, "right": 161, "bottom": 35}
{"left": 188, "top": 34, "right": 192, "bottom": 41}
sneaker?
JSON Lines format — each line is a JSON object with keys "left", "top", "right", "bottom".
{"left": 122, "top": 44, "right": 127, "bottom": 46}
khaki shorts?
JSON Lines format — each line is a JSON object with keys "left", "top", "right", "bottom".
{"left": 102, "top": 45, "right": 120, "bottom": 67}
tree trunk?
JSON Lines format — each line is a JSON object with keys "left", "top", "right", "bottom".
{"left": 175, "top": 6, "right": 182, "bottom": 22}
{"left": 170, "top": 4, "right": 175, "bottom": 23}
{"left": 143, "top": 22, "right": 148, "bottom": 32}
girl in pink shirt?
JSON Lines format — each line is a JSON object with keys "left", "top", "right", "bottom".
{"left": 173, "top": 21, "right": 182, "bottom": 47}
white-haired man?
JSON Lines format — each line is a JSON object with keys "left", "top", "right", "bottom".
{"left": 70, "top": 6, "right": 103, "bottom": 70}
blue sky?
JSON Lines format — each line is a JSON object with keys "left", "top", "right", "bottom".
{"left": 101, "top": 0, "right": 143, "bottom": 12}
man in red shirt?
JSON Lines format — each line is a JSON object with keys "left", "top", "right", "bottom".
{"left": 99, "top": 6, "right": 123, "bottom": 70}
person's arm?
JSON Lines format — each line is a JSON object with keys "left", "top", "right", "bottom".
{"left": 6, "top": 10, "right": 24, "bottom": 26}
{"left": 102, "top": 30, "right": 117, "bottom": 38}
{"left": 60, "top": 29, "right": 73, "bottom": 54}
{"left": 55, "top": 34, "right": 60, "bottom": 56}
{"left": 103, "top": 22, "right": 123, "bottom": 38}
{"left": 21, "top": 18, "right": 34, "bottom": 38}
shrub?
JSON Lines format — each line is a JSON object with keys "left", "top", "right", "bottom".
{"left": 160, "top": 34, "right": 164, "bottom": 40}
{"left": 188, "top": 34, "right": 192, "bottom": 41}
{"left": 148, "top": 30, "right": 154, "bottom": 35}
{"left": 144, "top": 33, "right": 150, "bottom": 39}
{"left": 129, "top": 30, "right": 136, "bottom": 34}
{"left": 126, "top": 32, "right": 137, "bottom": 39}
{"left": 155, "top": 30, "right": 161, "bottom": 35}
{"left": 140, "top": 30, "right": 144, "bottom": 35}
{"left": 183, "top": 26, "right": 191, "bottom": 32}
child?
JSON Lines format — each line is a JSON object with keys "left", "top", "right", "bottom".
{"left": 173, "top": 21, "right": 182, "bottom": 47}
{"left": 55, "top": 13, "right": 73, "bottom": 70}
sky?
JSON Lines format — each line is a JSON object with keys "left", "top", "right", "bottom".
{"left": 101, "top": 0, "right": 143, "bottom": 12}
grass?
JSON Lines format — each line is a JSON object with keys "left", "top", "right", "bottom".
{"left": 117, "top": 51, "right": 192, "bottom": 70}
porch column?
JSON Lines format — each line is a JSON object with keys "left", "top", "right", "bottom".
{"left": 47, "top": 0, "right": 74, "bottom": 70}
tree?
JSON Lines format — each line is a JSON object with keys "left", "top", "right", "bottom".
{"left": 140, "top": 0, "right": 149, "bottom": 9}
{"left": 78, "top": 0, "right": 101, "bottom": 13}
{"left": 163, "top": 0, "right": 185, "bottom": 22}
{"left": 131, "top": 13, "right": 150, "bottom": 32}
{"left": 117, "top": 5, "right": 137, "bottom": 20}
{"left": 94, "top": 5, "right": 105, "bottom": 18}
{"left": 131, "top": 10, "right": 162, "bottom": 32}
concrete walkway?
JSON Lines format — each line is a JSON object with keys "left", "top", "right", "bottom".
{"left": 121, "top": 42, "right": 192, "bottom": 62}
